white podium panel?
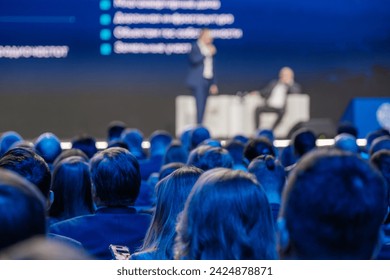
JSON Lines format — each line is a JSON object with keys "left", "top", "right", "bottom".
{"left": 175, "top": 94, "right": 310, "bottom": 138}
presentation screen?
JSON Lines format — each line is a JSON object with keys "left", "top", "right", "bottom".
{"left": 1, "top": 0, "right": 389, "bottom": 96}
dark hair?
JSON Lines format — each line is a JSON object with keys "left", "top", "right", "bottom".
{"left": 190, "top": 125, "right": 211, "bottom": 150}
{"left": 0, "top": 168, "right": 46, "bottom": 250}
{"left": 49, "top": 156, "right": 94, "bottom": 221}
{"left": 187, "top": 146, "right": 233, "bottom": 171}
{"left": 163, "top": 141, "right": 188, "bottom": 165}
{"left": 337, "top": 122, "right": 358, "bottom": 138}
{"left": 107, "top": 120, "right": 126, "bottom": 142}
{"left": 120, "top": 128, "right": 146, "bottom": 160}
{"left": 0, "top": 131, "right": 23, "bottom": 156}
{"left": 248, "top": 155, "right": 286, "bottom": 196}
{"left": 52, "top": 148, "right": 89, "bottom": 169}
{"left": 136, "top": 166, "right": 202, "bottom": 259}
{"left": 107, "top": 140, "right": 128, "bottom": 150}
{"left": 71, "top": 135, "right": 98, "bottom": 159}
{"left": 0, "top": 148, "right": 51, "bottom": 198}
{"left": 280, "top": 149, "right": 387, "bottom": 259}
{"left": 90, "top": 147, "right": 141, "bottom": 207}
{"left": 179, "top": 126, "right": 194, "bottom": 152}
{"left": 366, "top": 129, "right": 390, "bottom": 152}
{"left": 370, "top": 149, "right": 390, "bottom": 209}
{"left": 224, "top": 140, "right": 247, "bottom": 166}
{"left": 34, "top": 132, "right": 62, "bottom": 164}
{"left": 175, "top": 168, "right": 277, "bottom": 260}
{"left": 257, "top": 129, "right": 275, "bottom": 143}
{"left": 159, "top": 162, "right": 185, "bottom": 181}
{"left": 149, "top": 130, "right": 173, "bottom": 157}
{"left": 291, "top": 128, "right": 316, "bottom": 157}
{"left": 244, "top": 137, "right": 275, "bottom": 162}
{"left": 280, "top": 145, "right": 297, "bottom": 167}
{"left": 369, "top": 136, "right": 390, "bottom": 156}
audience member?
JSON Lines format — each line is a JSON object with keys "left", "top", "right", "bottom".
{"left": 121, "top": 128, "right": 146, "bottom": 160}
{"left": 187, "top": 146, "right": 233, "bottom": 171}
{"left": 244, "top": 137, "right": 275, "bottom": 162}
{"left": 278, "top": 149, "right": 387, "bottom": 259}
{"left": 0, "top": 147, "right": 52, "bottom": 208}
{"left": 334, "top": 133, "right": 359, "bottom": 154}
{"left": 71, "top": 134, "right": 98, "bottom": 159}
{"left": 0, "top": 131, "right": 23, "bottom": 156}
{"left": 337, "top": 122, "right": 358, "bottom": 138}
{"left": 248, "top": 155, "right": 286, "bottom": 222}
{"left": 369, "top": 136, "right": 390, "bottom": 156}
{"left": 224, "top": 140, "right": 248, "bottom": 170}
{"left": 49, "top": 156, "right": 94, "bottom": 224}
{"left": 189, "top": 125, "right": 211, "bottom": 150}
{"left": 0, "top": 168, "right": 46, "bottom": 251}
{"left": 34, "top": 132, "right": 62, "bottom": 169}
{"left": 107, "top": 120, "right": 127, "bottom": 142}
{"left": 49, "top": 148, "right": 151, "bottom": 259}
{"left": 131, "top": 166, "right": 202, "bottom": 260}
{"left": 175, "top": 168, "right": 277, "bottom": 260}
{"left": 52, "top": 148, "right": 89, "bottom": 168}
{"left": 163, "top": 141, "right": 188, "bottom": 165}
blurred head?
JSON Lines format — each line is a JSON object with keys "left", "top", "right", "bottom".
{"left": 121, "top": 128, "right": 145, "bottom": 160}
{"left": 369, "top": 136, "right": 390, "bottom": 156}
{"left": 278, "top": 149, "right": 387, "bottom": 259}
{"left": 34, "top": 132, "right": 62, "bottom": 165}
{"left": 0, "top": 148, "right": 51, "bottom": 201}
{"left": 163, "top": 141, "right": 188, "bottom": 165}
{"left": 49, "top": 156, "right": 93, "bottom": 220}
{"left": 257, "top": 129, "right": 275, "bottom": 143}
{"left": 90, "top": 147, "right": 141, "bottom": 207}
{"left": 279, "top": 67, "right": 294, "bottom": 85}
{"left": 140, "top": 166, "right": 202, "bottom": 259}
{"left": 0, "top": 168, "right": 46, "bottom": 250}
{"left": 107, "top": 120, "right": 126, "bottom": 142}
{"left": 107, "top": 140, "right": 128, "bottom": 150}
{"left": 244, "top": 137, "right": 275, "bottom": 162}
{"left": 199, "top": 28, "right": 213, "bottom": 45}
{"left": 370, "top": 150, "right": 390, "bottom": 213}
{"left": 366, "top": 129, "right": 390, "bottom": 153}
{"left": 189, "top": 125, "right": 211, "bottom": 150}
{"left": 71, "top": 135, "right": 97, "bottom": 159}
{"left": 149, "top": 130, "right": 173, "bottom": 157}
{"left": 248, "top": 155, "right": 286, "bottom": 200}
{"left": 179, "top": 126, "right": 194, "bottom": 153}
{"left": 175, "top": 168, "right": 277, "bottom": 260}
{"left": 291, "top": 128, "right": 316, "bottom": 158}
{"left": 232, "top": 135, "right": 249, "bottom": 144}
{"left": 52, "top": 149, "right": 89, "bottom": 169}
{"left": 159, "top": 162, "right": 186, "bottom": 181}
{"left": 0, "top": 131, "right": 23, "bottom": 156}
{"left": 187, "top": 146, "right": 233, "bottom": 171}
{"left": 337, "top": 122, "right": 358, "bottom": 138}
{"left": 334, "top": 133, "right": 359, "bottom": 154}
{"left": 280, "top": 145, "right": 297, "bottom": 167}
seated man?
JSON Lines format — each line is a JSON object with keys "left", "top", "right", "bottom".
{"left": 278, "top": 149, "right": 388, "bottom": 259}
{"left": 254, "top": 67, "right": 302, "bottom": 131}
{"left": 49, "top": 147, "right": 151, "bottom": 259}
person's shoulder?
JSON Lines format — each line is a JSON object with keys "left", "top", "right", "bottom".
{"left": 49, "top": 214, "right": 94, "bottom": 232}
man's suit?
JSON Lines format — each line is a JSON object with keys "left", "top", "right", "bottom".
{"left": 49, "top": 207, "right": 151, "bottom": 259}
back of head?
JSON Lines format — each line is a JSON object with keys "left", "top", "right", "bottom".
{"left": 179, "top": 126, "right": 194, "bottom": 153}
{"left": 149, "top": 130, "right": 173, "bottom": 157}
{"left": 334, "top": 133, "right": 359, "bottom": 154}
{"left": 337, "top": 122, "right": 358, "bottom": 138}
{"left": 141, "top": 166, "right": 202, "bottom": 259}
{"left": 0, "top": 131, "right": 23, "bottom": 156}
{"left": 34, "top": 132, "right": 62, "bottom": 164}
{"left": 71, "top": 134, "right": 98, "bottom": 159}
{"left": 279, "top": 149, "right": 387, "bottom": 259}
{"left": 187, "top": 146, "right": 233, "bottom": 171}
{"left": 163, "top": 141, "right": 188, "bottom": 165}
{"left": 369, "top": 135, "right": 390, "bottom": 156}
{"left": 244, "top": 137, "right": 275, "bottom": 162}
{"left": 291, "top": 128, "right": 316, "bottom": 158}
{"left": 190, "top": 125, "right": 211, "bottom": 150}
{"left": 107, "top": 120, "right": 126, "bottom": 142}
{"left": 232, "top": 135, "right": 249, "bottom": 145}
{"left": 175, "top": 168, "right": 277, "bottom": 260}
{"left": 120, "top": 128, "right": 145, "bottom": 159}
{"left": 50, "top": 156, "right": 93, "bottom": 220}
{"left": 0, "top": 168, "right": 46, "bottom": 250}
{"left": 0, "top": 148, "right": 51, "bottom": 199}
{"left": 366, "top": 129, "right": 390, "bottom": 153}
{"left": 257, "top": 129, "right": 275, "bottom": 143}
{"left": 90, "top": 147, "right": 141, "bottom": 207}
{"left": 248, "top": 155, "right": 286, "bottom": 197}
{"left": 52, "top": 148, "right": 89, "bottom": 169}
{"left": 159, "top": 162, "right": 185, "bottom": 180}
{"left": 224, "top": 140, "right": 246, "bottom": 164}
